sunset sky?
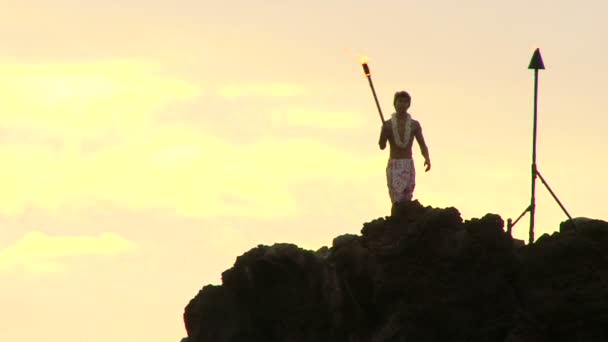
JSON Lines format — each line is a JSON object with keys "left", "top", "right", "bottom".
{"left": 1, "top": 1, "right": 607, "bottom": 341}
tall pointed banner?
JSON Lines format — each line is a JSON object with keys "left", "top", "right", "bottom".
{"left": 528, "top": 48, "right": 545, "bottom": 244}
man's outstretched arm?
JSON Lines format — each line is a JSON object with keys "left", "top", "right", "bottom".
{"left": 415, "top": 123, "right": 431, "bottom": 171}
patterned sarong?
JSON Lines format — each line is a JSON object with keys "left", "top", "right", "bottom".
{"left": 386, "top": 158, "right": 416, "bottom": 204}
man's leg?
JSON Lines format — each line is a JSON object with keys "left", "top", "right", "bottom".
{"left": 387, "top": 159, "right": 414, "bottom": 214}
{"left": 387, "top": 159, "right": 406, "bottom": 204}
{"left": 401, "top": 159, "right": 416, "bottom": 201}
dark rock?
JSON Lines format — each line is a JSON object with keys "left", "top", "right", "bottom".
{"left": 515, "top": 217, "right": 608, "bottom": 341}
{"left": 183, "top": 203, "right": 608, "bottom": 342}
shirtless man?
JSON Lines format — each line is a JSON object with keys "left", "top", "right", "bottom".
{"left": 379, "top": 91, "right": 431, "bottom": 206}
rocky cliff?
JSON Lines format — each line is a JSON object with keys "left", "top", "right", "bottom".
{"left": 182, "top": 201, "right": 608, "bottom": 341}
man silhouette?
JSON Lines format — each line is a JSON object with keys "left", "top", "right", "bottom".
{"left": 379, "top": 91, "right": 431, "bottom": 209}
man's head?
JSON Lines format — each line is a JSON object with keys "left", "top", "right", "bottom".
{"left": 393, "top": 91, "right": 411, "bottom": 113}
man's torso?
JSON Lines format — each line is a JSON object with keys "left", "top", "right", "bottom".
{"left": 384, "top": 117, "right": 420, "bottom": 159}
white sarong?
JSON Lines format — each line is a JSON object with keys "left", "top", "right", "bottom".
{"left": 386, "top": 158, "right": 416, "bottom": 204}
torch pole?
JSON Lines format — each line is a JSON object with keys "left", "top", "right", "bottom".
{"left": 508, "top": 49, "right": 574, "bottom": 243}
{"left": 362, "top": 63, "right": 385, "bottom": 123}
{"left": 529, "top": 67, "right": 539, "bottom": 245}
{"left": 528, "top": 48, "right": 545, "bottom": 244}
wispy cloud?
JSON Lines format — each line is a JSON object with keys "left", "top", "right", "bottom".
{"left": 0, "top": 232, "right": 138, "bottom": 274}
{"left": 216, "top": 83, "right": 306, "bottom": 98}
{"left": 0, "top": 124, "right": 382, "bottom": 219}
{"left": 0, "top": 61, "right": 380, "bottom": 220}
{"left": 0, "top": 61, "right": 200, "bottom": 142}
{"left": 270, "top": 108, "right": 369, "bottom": 129}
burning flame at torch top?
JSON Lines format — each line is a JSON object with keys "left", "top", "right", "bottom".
{"left": 360, "top": 56, "right": 371, "bottom": 77}
{"left": 359, "top": 55, "right": 384, "bottom": 123}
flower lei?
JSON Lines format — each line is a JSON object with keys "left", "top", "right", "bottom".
{"left": 391, "top": 112, "right": 412, "bottom": 148}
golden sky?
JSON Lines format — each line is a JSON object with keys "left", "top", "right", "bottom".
{"left": 1, "top": 1, "right": 607, "bottom": 341}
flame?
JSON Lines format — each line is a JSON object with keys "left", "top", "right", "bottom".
{"left": 360, "top": 56, "right": 371, "bottom": 76}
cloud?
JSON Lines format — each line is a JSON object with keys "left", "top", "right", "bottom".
{"left": 0, "top": 61, "right": 382, "bottom": 220}
{"left": 216, "top": 83, "right": 306, "bottom": 98}
{"left": 0, "top": 61, "right": 200, "bottom": 142}
{"left": 0, "top": 123, "right": 383, "bottom": 219}
{"left": 0, "top": 232, "right": 138, "bottom": 274}
{"left": 98, "top": 130, "right": 382, "bottom": 218}
{"left": 270, "top": 108, "right": 369, "bottom": 129}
